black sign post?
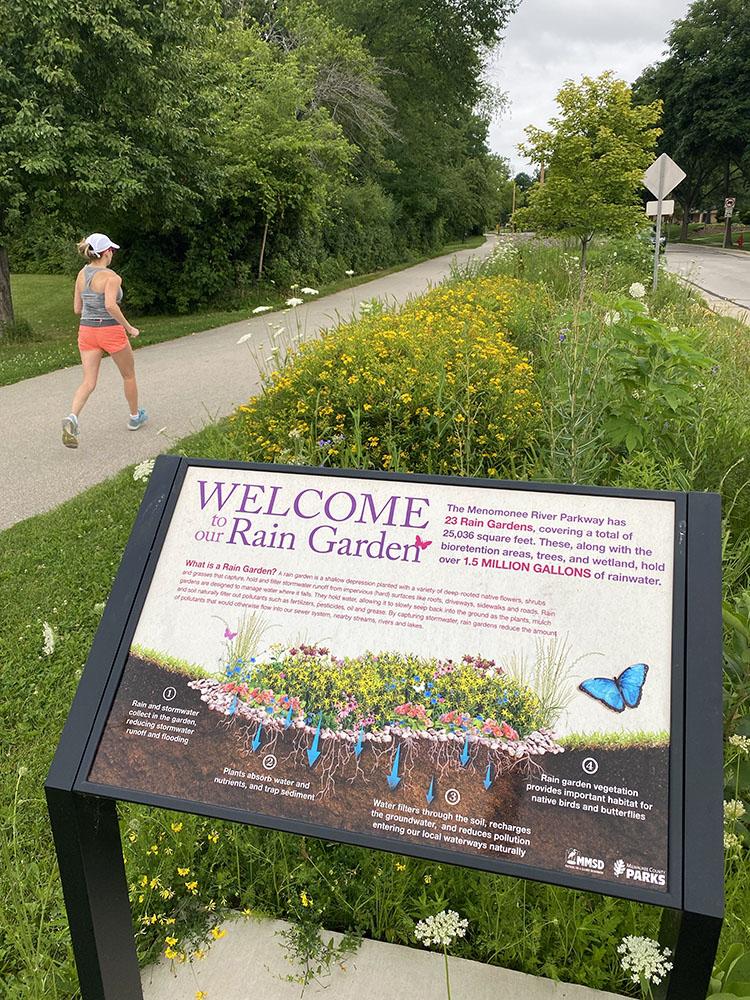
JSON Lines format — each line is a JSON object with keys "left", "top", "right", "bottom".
{"left": 46, "top": 457, "right": 723, "bottom": 999}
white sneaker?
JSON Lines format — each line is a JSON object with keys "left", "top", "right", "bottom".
{"left": 61, "top": 415, "right": 79, "bottom": 448}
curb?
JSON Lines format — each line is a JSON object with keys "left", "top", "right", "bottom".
{"left": 141, "top": 915, "right": 625, "bottom": 1000}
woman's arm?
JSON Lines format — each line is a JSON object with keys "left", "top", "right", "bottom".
{"left": 104, "top": 274, "right": 140, "bottom": 337}
{"left": 74, "top": 270, "right": 84, "bottom": 315}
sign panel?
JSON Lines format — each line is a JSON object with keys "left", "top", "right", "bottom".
{"left": 724, "top": 198, "right": 735, "bottom": 216}
{"left": 643, "top": 153, "right": 686, "bottom": 200}
{"left": 85, "top": 463, "right": 682, "bottom": 897}
{"left": 647, "top": 200, "right": 674, "bottom": 217}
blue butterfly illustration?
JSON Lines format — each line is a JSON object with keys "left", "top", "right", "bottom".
{"left": 578, "top": 663, "right": 648, "bottom": 713}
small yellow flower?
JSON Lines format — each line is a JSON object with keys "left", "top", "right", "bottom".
{"left": 171, "top": 822, "right": 183, "bottom": 833}
{"left": 424, "top": 875, "right": 432, "bottom": 884}
{"left": 196, "top": 992, "right": 208, "bottom": 1000}
{"left": 165, "top": 936, "right": 178, "bottom": 946}
{"left": 211, "top": 926, "right": 226, "bottom": 940}
{"left": 165, "top": 946, "right": 178, "bottom": 960}
{"left": 396, "top": 862, "right": 406, "bottom": 871}
{"left": 177, "top": 867, "right": 190, "bottom": 876}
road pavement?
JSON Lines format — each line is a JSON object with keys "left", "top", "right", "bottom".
{"left": 0, "top": 238, "right": 498, "bottom": 532}
{"left": 664, "top": 242, "right": 749, "bottom": 319}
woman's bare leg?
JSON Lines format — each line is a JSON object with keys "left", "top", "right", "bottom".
{"left": 70, "top": 349, "right": 104, "bottom": 415}
{"left": 110, "top": 341, "right": 139, "bottom": 413}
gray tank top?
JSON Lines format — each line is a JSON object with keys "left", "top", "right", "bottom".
{"left": 81, "top": 265, "right": 123, "bottom": 326}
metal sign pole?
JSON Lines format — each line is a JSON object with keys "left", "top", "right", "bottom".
{"left": 656, "top": 491, "right": 724, "bottom": 999}
{"left": 46, "top": 787, "right": 143, "bottom": 1000}
{"left": 653, "top": 158, "right": 665, "bottom": 292}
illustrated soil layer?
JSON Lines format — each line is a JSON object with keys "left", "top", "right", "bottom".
{"left": 89, "top": 658, "right": 670, "bottom": 890}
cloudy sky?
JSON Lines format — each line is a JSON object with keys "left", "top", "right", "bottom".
{"left": 487, "top": 0, "right": 693, "bottom": 175}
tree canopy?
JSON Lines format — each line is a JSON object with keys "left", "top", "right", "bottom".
{"left": 632, "top": 0, "right": 750, "bottom": 237}
{"left": 0, "top": 0, "right": 518, "bottom": 320}
{"left": 514, "top": 72, "right": 662, "bottom": 274}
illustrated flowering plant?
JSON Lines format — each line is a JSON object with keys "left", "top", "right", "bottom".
{"left": 198, "top": 628, "right": 546, "bottom": 745}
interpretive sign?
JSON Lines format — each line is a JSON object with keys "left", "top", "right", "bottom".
{"left": 87, "top": 462, "right": 679, "bottom": 892}
{"left": 47, "top": 457, "right": 724, "bottom": 1000}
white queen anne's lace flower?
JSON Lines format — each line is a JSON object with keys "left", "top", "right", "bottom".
{"left": 300, "top": 287, "right": 319, "bottom": 295}
{"left": 604, "top": 311, "right": 621, "bottom": 327}
{"left": 286, "top": 297, "right": 304, "bottom": 307}
{"left": 724, "top": 831, "right": 742, "bottom": 852}
{"left": 414, "top": 909, "right": 468, "bottom": 948}
{"left": 629, "top": 282, "right": 646, "bottom": 299}
{"left": 252, "top": 305, "right": 271, "bottom": 314}
{"left": 133, "top": 459, "right": 156, "bottom": 482}
{"left": 729, "top": 734, "right": 750, "bottom": 756}
{"left": 618, "top": 936, "right": 673, "bottom": 986}
{"left": 42, "top": 621, "right": 55, "bottom": 657}
{"left": 725, "top": 799, "right": 746, "bottom": 821}
{"left": 237, "top": 332, "right": 253, "bottom": 344}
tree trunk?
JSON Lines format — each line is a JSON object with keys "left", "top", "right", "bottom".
{"left": 258, "top": 218, "right": 269, "bottom": 280}
{"left": 680, "top": 200, "right": 690, "bottom": 241}
{"left": 0, "top": 247, "right": 14, "bottom": 332}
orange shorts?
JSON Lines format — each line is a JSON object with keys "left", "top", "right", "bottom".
{"left": 78, "top": 324, "right": 129, "bottom": 354}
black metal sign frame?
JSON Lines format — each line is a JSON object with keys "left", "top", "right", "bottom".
{"left": 45, "top": 456, "right": 724, "bottom": 999}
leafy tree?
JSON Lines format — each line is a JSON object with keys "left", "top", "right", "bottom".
{"left": 0, "top": 0, "right": 223, "bottom": 325}
{"left": 315, "top": 0, "right": 518, "bottom": 242}
{"left": 515, "top": 72, "right": 662, "bottom": 278}
{"left": 206, "top": 20, "right": 353, "bottom": 279}
{"left": 632, "top": 0, "right": 750, "bottom": 241}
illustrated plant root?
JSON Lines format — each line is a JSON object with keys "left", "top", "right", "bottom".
{"left": 190, "top": 678, "right": 563, "bottom": 798}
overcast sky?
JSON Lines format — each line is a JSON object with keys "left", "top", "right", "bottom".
{"left": 487, "top": 0, "right": 693, "bottom": 175}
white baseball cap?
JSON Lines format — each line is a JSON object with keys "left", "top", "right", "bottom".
{"left": 85, "top": 233, "right": 121, "bottom": 256}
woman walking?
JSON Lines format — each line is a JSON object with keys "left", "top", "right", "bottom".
{"left": 61, "top": 232, "right": 147, "bottom": 448}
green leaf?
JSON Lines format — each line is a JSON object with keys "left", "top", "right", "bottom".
{"left": 727, "top": 954, "right": 750, "bottom": 983}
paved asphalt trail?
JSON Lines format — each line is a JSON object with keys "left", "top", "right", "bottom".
{"left": 0, "top": 237, "right": 498, "bottom": 532}
{"left": 664, "top": 243, "right": 749, "bottom": 319}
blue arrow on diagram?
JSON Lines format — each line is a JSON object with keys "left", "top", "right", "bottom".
{"left": 426, "top": 776, "right": 435, "bottom": 803}
{"left": 252, "top": 722, "right": 262, "bottom": 751}
{"left": 460, "top": 736, "right": 470, "bottom": 766}
{"left": 284, "top": 704, "right": 293, "bottom": 729}
{"left": 387, "top": 745, "right": 402, "bottom": 789}
{"left": 307, "top": 715, "right": 322, "bottom": 767}
{"left": 230, "top": 694, "right": 238, "bottom": 715}
{"left": 484, "top": 763, "right": 493, "bottom": 790}
{"left": 355, "top": 728, "right": 364, "bottom": 758}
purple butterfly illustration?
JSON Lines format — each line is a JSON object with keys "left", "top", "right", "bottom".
{"left": 415, "top": 535, "right": 432, "bottom": 550}
{"left": 224, "top": 626, "right": 238, "bottom": 640}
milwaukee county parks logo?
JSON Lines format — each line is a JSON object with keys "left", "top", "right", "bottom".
{"left": 613, "top": 859, "right": 667, "bottom": 886}
{"left": 565, "top": 847, "right": 604, "bottom": 872}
